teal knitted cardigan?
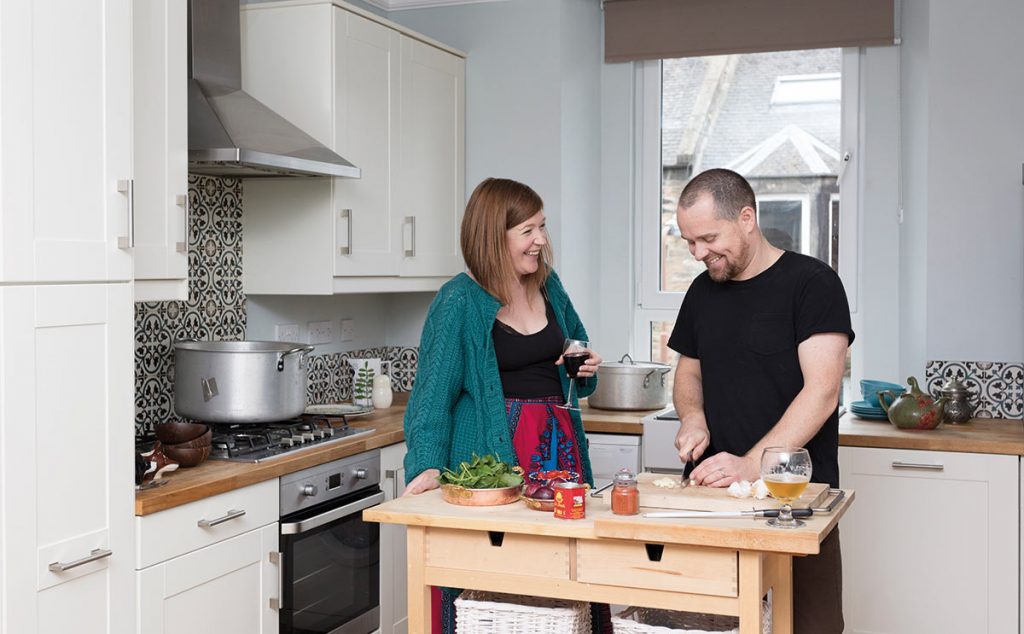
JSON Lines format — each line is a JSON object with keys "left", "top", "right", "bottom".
{"left": 403, "top": 271, "right": 597, "bottom": 486}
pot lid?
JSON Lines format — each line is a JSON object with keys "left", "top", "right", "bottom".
{"left": 598, "top": 353, "right": 672, "bottom": 374}
{"left": 938, "top": 377, "right": 971, "bottom": 397}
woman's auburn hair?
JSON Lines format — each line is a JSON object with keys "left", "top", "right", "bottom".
{"left": 460, "top": 178, "right": 552, "bottom": 305}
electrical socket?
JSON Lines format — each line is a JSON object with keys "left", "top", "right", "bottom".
{"left": 340, "top": 319, "right": 355, "bottom": 342}
{"left": 308, "top": 320, "right": 334, "bottom": 345}
{"left": 275, "top": 323, "right": 300, "bottom": 342}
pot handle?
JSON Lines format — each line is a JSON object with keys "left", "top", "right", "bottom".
{"left": 277, "top": 345, "right": 315, "bottom": 371}
{"left": 618, "top": 353, "right": 636, "bottom": 365}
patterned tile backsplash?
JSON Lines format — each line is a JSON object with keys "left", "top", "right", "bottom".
{"left": 134, "top": 175, "right": 418, "bottom": 436}
{"left": 925, "top": 360, "right": 1024, "bottom": 419}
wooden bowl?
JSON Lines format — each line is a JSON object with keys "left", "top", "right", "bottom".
{"left": 522, "top": 496, "right": 555, "bottom": 512}
{"left": 440, "top": 484, "right": 522, "bottom": 506}
{"left": 161, "top": 428, "right": 211, "bottom": 449}
{"left": 154, "top": 421, "right": 210, "bottom": 444}
{"left": 161, "top": 443, "right": 211, "bottom": 468}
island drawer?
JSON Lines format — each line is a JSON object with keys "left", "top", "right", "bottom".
{"left": 425, "top": 528, "right": 571, "bottom": 579}
{"left": 577, "top": 539, "right": 738, "bottom": 597}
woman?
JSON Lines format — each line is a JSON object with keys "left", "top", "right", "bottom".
{"left": 402, "top": 177, "right": 609, "bottom": 633}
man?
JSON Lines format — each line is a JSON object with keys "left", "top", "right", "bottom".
{"left": 668, "top": 168, "right": 853, "bottom": 634}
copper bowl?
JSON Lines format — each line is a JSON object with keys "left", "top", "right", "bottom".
{"left": 161, "top": 443, "right": 211, "bottom": 468}
{"left": 154, "top": 421, "right": 210, "bottom": 444}
{"left": 440, "top": 484, "right": 522, "bottom": 506}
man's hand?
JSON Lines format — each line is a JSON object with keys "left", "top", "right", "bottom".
{"left": 689, "top": 452, "right": 760, "bottom": 488}
{"left": 402, "top": 468, "right": 441, "bottom": 495}
{"left": 674, "top": 422, "right": 710, "bottom": 464}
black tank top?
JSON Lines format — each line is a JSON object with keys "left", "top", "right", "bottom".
{"left": 492, "top": 298, "right": 565, "bottom": 398}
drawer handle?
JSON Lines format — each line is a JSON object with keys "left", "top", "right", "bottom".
{"left": 198, "top": 509, "right": 246, "bottom": 528}
{"left": 644, "top": 543, "right": 664, "bottom": 562}
{"left": 487, "top": 531, "right": 505, "bottom": 547}
{"left": 891, "top": 461, "right": 944, "bottom": 472}
{"left": 49, "top": 548, "right": 112, "bottom": 572}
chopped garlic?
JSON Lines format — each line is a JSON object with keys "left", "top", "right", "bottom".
{"left": 652, "top": 477, "right": 679, "bottom": 488}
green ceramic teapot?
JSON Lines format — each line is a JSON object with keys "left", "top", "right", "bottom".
{"left": 877, "top": 376, "right": 947, "bottom": 430}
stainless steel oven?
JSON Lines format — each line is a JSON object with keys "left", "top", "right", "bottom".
{"left": 275, "top": 450, "right": 383, "bottom": 634}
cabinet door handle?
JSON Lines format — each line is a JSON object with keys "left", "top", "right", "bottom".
{"left": 339, "top": 208, "right": 352, "bottom": 255}
{"left": 175, "top": 194, "right": 188, "bottom": 253}
{"left": 117, "top": 179, "right": 135, "bottom": 249}
{"left": 268, "top": 551, "right": 284, "bottom": 610}
{"left": 404, "top": 216, "right": 416, "bottom": 257}
{"left": 891, "top": 461, "right": 944, "bottom": 472}
{"left": 49, "top": 548, "right": 112, "bottom": 572}
{"left": 197, "top": 508, "right": 246, "bottom": 528}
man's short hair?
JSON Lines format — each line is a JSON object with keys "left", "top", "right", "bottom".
{"left": 677, "top": 168, "right": 756, "bottom": 221}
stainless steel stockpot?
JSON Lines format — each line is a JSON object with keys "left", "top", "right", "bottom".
{"left": 587, "top": 354, "right": 672, "bottom": 411}
{"left": 174, "top": 340, "right": 315, "bottom": 423}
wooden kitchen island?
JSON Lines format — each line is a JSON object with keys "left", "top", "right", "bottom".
{"left": 364, "top": 488, "right": 853, "bottom": 634}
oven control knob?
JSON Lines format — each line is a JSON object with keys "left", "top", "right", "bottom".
{"left": 301, "top": 484, "right": 318, "bottom": 497}
{"left": 354, "top": 468, "right": 368, "bottom": 480}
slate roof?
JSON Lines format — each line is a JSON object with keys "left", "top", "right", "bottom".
{"left": 662, "top": 49, "right": 841, "bottom": 178}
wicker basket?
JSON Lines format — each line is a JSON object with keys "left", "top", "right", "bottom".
{"left": 611, "top": 599, "right": 772, "bottom": 634}
{"left": 454, "top": 590, "right": 592, "bottom": 633}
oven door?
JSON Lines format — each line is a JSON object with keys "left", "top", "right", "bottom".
{"left": 278, "top": 489, "right": 384, "bottom": 634}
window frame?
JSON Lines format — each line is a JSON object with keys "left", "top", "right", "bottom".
{"left": 756, "top": 193, "right": 812, "bottom": 255}
{"left": 633, "top": 50, "right": 861, "bottom": 363}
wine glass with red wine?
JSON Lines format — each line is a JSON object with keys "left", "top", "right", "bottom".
{"left": 558, "top": 338, "right": 590, "bottom": 411}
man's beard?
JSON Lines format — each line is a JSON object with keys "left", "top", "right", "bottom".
{"left": 707, "top": 241, "right": 750, "bottom": 283}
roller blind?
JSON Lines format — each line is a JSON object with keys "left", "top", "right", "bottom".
{"left": 604, "top": 0, "right": 896, "bottom": 63}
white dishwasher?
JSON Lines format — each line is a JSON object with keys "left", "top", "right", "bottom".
{"left": 586, "top": 433, "right": 642, "bottom": 483}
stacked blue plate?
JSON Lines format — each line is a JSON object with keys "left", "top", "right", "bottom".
{"left": 850, "top": 400, "right": 888, "bottom": 420}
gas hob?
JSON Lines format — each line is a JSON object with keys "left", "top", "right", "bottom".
{"left": 209, "top": 415, "right": 375, "bottom": 463}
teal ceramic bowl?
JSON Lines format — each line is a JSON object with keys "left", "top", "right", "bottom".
{"left": 860, "top": 379, "right": 906, "bottom": 408}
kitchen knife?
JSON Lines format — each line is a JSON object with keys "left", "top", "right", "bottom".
{"left": 644, "top": 508, "right": 814, "bottom": 519}
{"left": 680, "top": 453, "right": 693, "bottom": 488}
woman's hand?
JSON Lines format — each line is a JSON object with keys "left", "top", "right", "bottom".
{"left": 402, "top": 468, "right": 441, "bottom": 496}
{"left": 556, "top": 349, "right": 603, "bottom": 378}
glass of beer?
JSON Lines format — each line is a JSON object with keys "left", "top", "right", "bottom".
{"left": 761, "top": 447, "right": 812, "bottom": 528}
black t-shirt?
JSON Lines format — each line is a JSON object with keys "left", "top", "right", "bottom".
{"left": 667, "top": 251, "right": 855, "bottom": 488}
{"left": 492, "top": 298, "right": 565, "bottom": 398}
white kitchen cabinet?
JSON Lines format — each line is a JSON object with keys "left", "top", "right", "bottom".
{"left": 839, "top": 446, "right": 1019, "bottom": 633}
{"left": 0, "top": 284, "right": 135, "bottom": 634}
{"left": 0, "top": 0, "right": 133, "bottom": 283}
{"left": 241, "top": 1, "right": 464, "bottom": 295}
{"left": 380, "top": 442, "right": 408, "bottom": 634}
{"left": 137, "top": 524, "right": 280, "bottom": 634}
{"left": 395, "top": 36, "right": 464, "bottom": 278}
{"left": 135, "top": 479, "right": 280, "bottom": 634}
{"left": 133, "top": 0, "right": 189, "bottom": 302}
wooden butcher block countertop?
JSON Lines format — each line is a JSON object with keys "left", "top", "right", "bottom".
{"left": 365, "top": 486, "right": 853, "bottom": 556}
{"left": 137, "top": 397, "right": 1023, "bottom": 515}
{"left": 135, "top": 396, "right": 657, "bottom": 516}
{"left": 839, "top": 413, "right": 1024, "bottom": 455}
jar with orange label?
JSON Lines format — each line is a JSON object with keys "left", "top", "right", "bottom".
{"left": 610, "top": 468, "right": 639, "bottom": 515}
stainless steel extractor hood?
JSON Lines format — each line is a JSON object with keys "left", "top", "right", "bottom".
{"left": 188, "top": 0, "right": 360, "bottom": 178}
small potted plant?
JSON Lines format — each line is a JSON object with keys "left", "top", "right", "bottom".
{"left": 352, "top": 360, "right": 375, "bottom": 408}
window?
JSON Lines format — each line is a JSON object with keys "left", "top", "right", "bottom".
{"left": 635, "top": 49, "right": 857, "bottom": 399}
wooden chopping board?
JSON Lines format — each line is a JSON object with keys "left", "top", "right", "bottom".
{"left": 597, "top": 472, "right": 829, "bottom": 512}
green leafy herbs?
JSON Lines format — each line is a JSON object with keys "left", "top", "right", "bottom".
{"left": 437, "top": 454, "right": 524, "bottom": 489}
